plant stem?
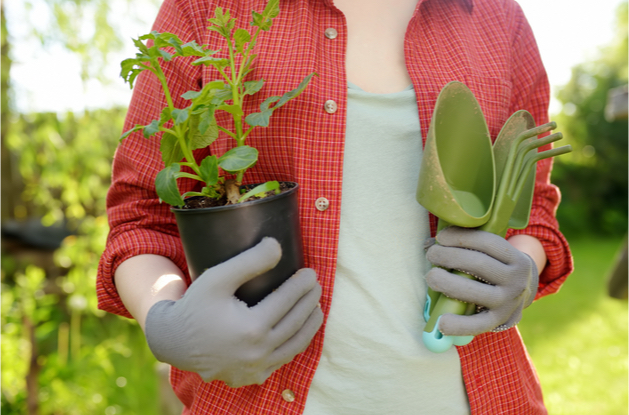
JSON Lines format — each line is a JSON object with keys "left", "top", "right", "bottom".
{"left": 176, "top": 172, "right": 206, "bottom": 182}
{"left": 152, "top": 61, "right": 175, "bottom": 111}
{"left": 231, "top": 25, "right": 263, "bottom": 148}
{"left": 222, "top": 32, "right": 244, "bottom": 146}
{"left": 174, "top": 126, "right": 200, "bottom": 175}
{"left": 240, "top": 126, "right": 254, "bottom": 142}
{"left": 218, "top": 125, "right": 236, "bottom": 139}
{"left": 159, "top": 127, "right": 178, "bottom": 136}
{"left": 153, "top": 59, "right": 200, "bottom": 176}
{"left": 236, "top": 26, "right": 262, "bottom": 85}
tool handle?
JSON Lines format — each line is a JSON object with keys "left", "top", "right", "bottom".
{"left": 423, "top": 270, "right": 476, "bottom": 353}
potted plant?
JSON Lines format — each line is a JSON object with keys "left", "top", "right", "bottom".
{"left": 119, "top": 0, "right": 314, "bottom": 306}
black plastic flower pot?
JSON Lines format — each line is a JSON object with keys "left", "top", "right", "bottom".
{"left": 172, "top": 182, "right": 304, "bottom": 306}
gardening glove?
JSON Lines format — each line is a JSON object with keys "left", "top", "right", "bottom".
{"left": 425, "top": 226, "right": 539, "bottom": 336}
{"left": 144, "top": 237, "right": 323, "bottom": 388}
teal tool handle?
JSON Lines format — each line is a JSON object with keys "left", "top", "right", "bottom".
{"left": 423, "top": 287, "right": 441, "bottom": 322}
{"left": 423, "top": 271, "right": 476, "bottom": 353}
{"left": 422, "top": 316, "right": 475, "bottom": 353}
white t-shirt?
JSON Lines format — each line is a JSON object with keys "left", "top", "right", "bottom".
{"left": 303, "top": 83, "right": 470, "bottom": 414}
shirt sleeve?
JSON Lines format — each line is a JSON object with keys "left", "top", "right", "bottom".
{"left": 96, "top": 0, "right": 206, "bottom": 317}
{"left": 504, "top": 2, "right": 573, "bottom": 299}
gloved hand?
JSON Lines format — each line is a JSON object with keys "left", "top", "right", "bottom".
{"left": 144, "top": 237, "right": 324, "bottom": 388}
{"left": 425, "top": 226, "right": 538, "bottom": 336}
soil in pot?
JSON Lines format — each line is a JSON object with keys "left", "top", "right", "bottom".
{"left": 181, "top": 181, "right": 295, "bottom": 209}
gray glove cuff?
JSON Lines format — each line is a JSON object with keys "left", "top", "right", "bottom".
{"left": 145, "top": 300, "right": 188, "bottom": 367}
{"left": 491, "top": 254, "right": 539, "bottom": 333}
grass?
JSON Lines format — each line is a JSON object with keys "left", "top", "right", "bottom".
{"left": 519, "top": 234, "right": 628, "bottom": 415}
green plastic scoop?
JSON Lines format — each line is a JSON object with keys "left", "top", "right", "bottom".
{"left": 416, "top": 81, "right": 496, "bottom": 228}
{"left": 417, "top": 82, "right": 572, "bottom": 353}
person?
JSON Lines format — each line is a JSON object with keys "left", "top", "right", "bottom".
{"left": 96, "top": 0, "right": 573, "bottom": 413}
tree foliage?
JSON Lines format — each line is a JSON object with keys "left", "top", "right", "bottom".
{"left": 1, "top": 110, "right": 160, "bottom": 414}
{"left": 2, "top": 0, "right": 166, "bottom": 412}
{"left": 552, "top": 1, "right": 628, "bottom": 236}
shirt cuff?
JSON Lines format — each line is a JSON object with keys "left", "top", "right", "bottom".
{"left": 96, "top": 228, "right": 190, "bottom": 318}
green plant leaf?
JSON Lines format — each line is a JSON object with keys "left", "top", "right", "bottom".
{"left": 138, "top": 31, "right": 158, "bottom": 42}
{"left": 207, "top": 25, "right": 227, "bottom": 38}
{"left": 218, "top": 146, "right": 258, "bottom": 173}
{"left": 244, "top": 79, "right": 264, "bottom": 95}
{"left": 261, "top": 96, "right": 281, "bottom": 111}
{"left": 242, "top": 53, "right": 258, "bottom": 76}
{"left": 206, "top": 80, "right": 227, "bottom": 90}
{"left": 155, "top": 164, "right": 184, "bottom": 206}
{"left": 132, "top": 37, "right": 150, "bottom": 55}
{"left": 119, "top": 124, "right": 144, "bottom": 141}
{"left": 202, "top": 186, "right": 221, "bottom": 199}
{"left": 198, "top": 108, "right": 217, "bottom": 134}
{"left": 150, "top": 32, "right": 181, "bottom": 51}
{"left": 263, "top": 0, "right": 280, "bottom": 19}
{"left": 171, "top": 108, "right": 189, "bottom": 125}
{"left": 188, "top": 87, "right": 217, "bottom": 107}
{"left": 214, "top": 7, "right": 228, "bottom": 24}
{"left": 143, "top": 120, "right": 160, "bottom": 138}
{"left": 211, "top": 86, "right": 233, "bottom": 104}
{"left": 234, "top": 28, "right": 251, "bottom": 54}
{"left": 243, "top": 74, "right": 314, "bottom": 128}
{"left": 208, "top": 7, "right": 234, "bottom": 38}
{"left": 121, "top": 68, "right": 143, "bottom": 89}
{"left": 244, "top": 109, "right": 273, "bottom": 127}
{"left": 192, "top": 55, "right": 229, "bottom": 69}
{"left": 199, "top": 155, "right": 219, "bottom": 186}
{"left": 181, "top": 41, "right": 207, "bottom": 57}
{"left": 251, "top": 11, "right": 273, "bottom": 31}
{"left": 190, "top": 81, "right": 227, "bottom": 106}
{"left": 158, "top": 49, "right": 174, "bottom": 61}
{"left": 120, "top": 58, "right": 148, "bottom": 88}
{"left": 189, "top": 110, "right": 218, "bottom": 150}
{"left": 182, "top": 191, "right": 208, "bottom": 199}
{"left": 160, "top": 133, "right": 183, "bottom": 166}
{"left": 181, "top": 90, "right": 202, "bottom": 100}
{"left": 164, "top": 37, "right": 184, "bottom": 55}
{"left": 159, "top": 107, "right": 172, "bottom": 125}
{"left": 237, "top": 180, "right": 279, "bottom": 203}
{"left": 217, "top": 104, "right": 244, "bottom": 117}
{"left": 276, "top": 72, "right": 316, "bottom": 108}
{"left": 190, "top": 103, "right": 210, "bottom": 115}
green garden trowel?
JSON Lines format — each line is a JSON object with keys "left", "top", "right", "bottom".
{"left": 417, "top": 82, "right": 572, "bottom": 353}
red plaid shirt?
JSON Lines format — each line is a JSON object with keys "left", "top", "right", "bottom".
{"left": 97, "top": 0, "right": 573, "bottom": 413}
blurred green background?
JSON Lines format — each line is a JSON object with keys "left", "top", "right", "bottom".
{"left": 1, "top": 0, "right": 627, "bottom": 414}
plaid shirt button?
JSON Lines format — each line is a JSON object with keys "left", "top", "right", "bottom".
{"left": 324, "top": 100, "right": 338, "bottom": 114}
{"left": 324, "top": 27, "right": 338, "bottom": 39}
{"left": 281, "top": 389, "right": 296, "bottom": 402}
{"left": 315, "top": 197, "right": 330, "bottom": 211}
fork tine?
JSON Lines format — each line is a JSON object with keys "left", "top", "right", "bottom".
{"left": 508, "top": 132, "right": 564, "bottom": 195}
{"left": 498, "top": 122, "right": 558, "bottom": 206}
{"left": 512, "top": 145, "right": 573, "bottom": 201}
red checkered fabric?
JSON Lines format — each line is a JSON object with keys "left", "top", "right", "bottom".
{"left": 97, "top": 0, "right": 573, "bottom": 413}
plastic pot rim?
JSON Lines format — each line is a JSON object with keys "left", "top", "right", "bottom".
{"left": 170, "top": 181, "right": 299, "bottom": 215}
